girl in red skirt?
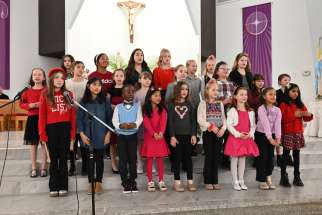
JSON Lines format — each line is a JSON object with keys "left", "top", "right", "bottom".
{"left": 279, "top": 83, "right": 313, "bottom": 187}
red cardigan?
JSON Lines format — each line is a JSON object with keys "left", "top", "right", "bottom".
{"left": 19, "top": 88, "right": 45, "bottom": 116}
{"left": 152, "top": 67, "right": 175, "bottom": 90}
{"left": 280, "top": 102, "right": 313, "bottom": 134}
{"left": 38, "top": 90, "right": 76, "bottom": 142}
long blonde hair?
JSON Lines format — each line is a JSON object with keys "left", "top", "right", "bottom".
{"left": 157, "top": 48, "right": 171, "bottom": 67}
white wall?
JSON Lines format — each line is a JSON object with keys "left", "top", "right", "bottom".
{"left": 66, "top": 0, "right": 200, "bottom": 72}
{"left": 216, "top": 0, "right": 315, "bottom": 104}
{"left": 4, "top": 0, "right": 60, "bottom": 98}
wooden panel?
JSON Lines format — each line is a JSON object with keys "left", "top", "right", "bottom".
{"left": 201, "top": 0, "right": 216, "bottom": 61}
{"left": 38, "top": 0, "right": 65, "bottom": 58}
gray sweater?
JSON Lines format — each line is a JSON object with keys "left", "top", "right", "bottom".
{"left": 167, "top": 101, "right": 197, "bottom": 137}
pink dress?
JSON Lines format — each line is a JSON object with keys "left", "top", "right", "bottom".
{"left": 140, "top": 109, "right": 170, "bottom": 157}
{"left": 224, "top": 110, "right": 259, "bottom": 157}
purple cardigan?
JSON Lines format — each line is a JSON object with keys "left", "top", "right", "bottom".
{"left": 256, "top": 105, "right": 282, "bottom": 139}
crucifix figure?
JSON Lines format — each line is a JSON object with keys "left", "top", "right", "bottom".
{"left": 117, "top": 0, "right": 145, "bottom": 43}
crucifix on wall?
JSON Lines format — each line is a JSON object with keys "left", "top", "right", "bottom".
{"left": 117, "top": 0, "right": 145, "bottom": 43}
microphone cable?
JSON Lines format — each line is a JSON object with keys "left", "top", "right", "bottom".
{"left": 0, "top": 102, "right": 15, "bottom": 188}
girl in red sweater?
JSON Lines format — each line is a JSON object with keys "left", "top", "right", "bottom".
{"left": 279, "top": 83, "right": 313, "bottom": 187}
{"left": 38, "top": 68, "right": 76, "bottom": 197}
{"left": 152, "top": 48, "right": 175, "bottom": 98}
{"left": 20, "top": 68, "right": 47, "bottom": 178}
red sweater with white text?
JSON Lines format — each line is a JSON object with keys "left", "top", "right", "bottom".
{"left": 38, "top": 90, "right": 76, "bottom": 142}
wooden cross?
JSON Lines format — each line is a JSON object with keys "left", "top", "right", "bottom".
{"left": 117, "top": 0, "right": 145, "bottom": 43}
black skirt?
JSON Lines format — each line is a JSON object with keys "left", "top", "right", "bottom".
{"left": 24, "top": 115, "right": 40, "bottom": 145}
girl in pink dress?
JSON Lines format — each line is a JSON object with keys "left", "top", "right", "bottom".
{"left": 224, "top": 86, "right": 259, "bottom": 191}
{"left": 141, "top": 88, "right": 170, "bottom": 192}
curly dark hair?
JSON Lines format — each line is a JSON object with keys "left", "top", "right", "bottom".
{"left": 142, "top": 87, "right": 165, "bottom": 118}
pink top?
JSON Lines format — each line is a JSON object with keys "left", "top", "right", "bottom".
{"left": 141, "top": 108, "right": 170, "bottom": 157}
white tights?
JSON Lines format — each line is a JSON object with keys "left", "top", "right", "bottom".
{"left": 230, "top": 156, "right": 246, "bottom": 183}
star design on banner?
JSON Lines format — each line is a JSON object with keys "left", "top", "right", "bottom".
{"left": 245, "top": 10, "right": 268, "bottom": 36}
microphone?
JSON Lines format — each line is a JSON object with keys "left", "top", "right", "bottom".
{"left": 14, "top": 87, "right": 29, "bottom": 99}
{"left": 63, "top": 91, "right": 74, "bottom": 105}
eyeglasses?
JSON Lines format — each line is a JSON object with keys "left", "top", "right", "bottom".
{"left": 219, "top": 67, "right": 230, "bottom": 71}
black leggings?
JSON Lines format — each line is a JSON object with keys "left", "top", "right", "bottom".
{"left": 255, "top": 132, "right": 275, "bottom": 182}
{"left": 85, "top": 148, "right": 105, "bottom": 183}
{"left": 281, "top": 148, "right": 300, "bottom": 176}
{"left": 173, "top": 135, "right": 193, "bottom": 180}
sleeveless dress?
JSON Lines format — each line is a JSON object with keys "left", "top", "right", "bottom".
{"left": 224, "top": 110, "right": 259, "bottom": 157}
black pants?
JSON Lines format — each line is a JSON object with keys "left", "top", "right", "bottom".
{"left": 173, "top": 135, "right": 193, "bottom": 180}
{"left": 203, "top": 131, "right": 222, "bottom": 184}
{"left": 117, "top": 134, "right": 137, "bottom": 184}
{"left": 47, "top": 122, "right": 70, "bottom": 192}
{"left": 255, "top": 132, "right": 275, "bottom": 182}
{"left": 281, "top": 148, "right": 300, "bottom": 177}
{"left": 69, "top": 133, "right": 80, "bottom": 170}
{"left": 85, "top": 148, "right": 105, "bottom": 183}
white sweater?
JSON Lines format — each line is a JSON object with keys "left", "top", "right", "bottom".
{"left": 226, "top": 107, "right": 256, "bottom": 138}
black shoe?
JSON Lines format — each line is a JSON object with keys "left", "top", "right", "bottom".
{"left": 276, "top": 155, "right": 282, "bottom": 167}
{"left": 122, "top": 182, "right": 131, "bottom": 194}
{"left": 81, "top": 171, "right": 87, "bottom": 176}
{"left": 280, "top": 173, "right": 291, "bottom": 187}
{"left": 287, "top": 155, "right": 294, "bottom": 166}
{"left": 68, "top": 168, "right": 75, "bottom": 176}
{"left": 131, "top": 181, "right": 139, "bottom": 193}
{"left": 293, "top": 176, "right": 304, "bottom": 186}
{"left": 112, "top": 167, "right": 119, "bottom": 174}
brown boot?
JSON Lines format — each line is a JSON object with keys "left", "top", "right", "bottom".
{"left": 88, "top": 183, "right": 95, "bottom": 195}
{"left": 95, "top": 182, "right": 103, "bottom": 194}
{"left": 187, "top": 180, "right": 197, "bottom": 192}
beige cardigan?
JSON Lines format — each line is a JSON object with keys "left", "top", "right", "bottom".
{"left": 197, "top": 100, "right": 227, "bottom": 132}
{"left": 226, "top": 107, "right": 256, "bottom": 138}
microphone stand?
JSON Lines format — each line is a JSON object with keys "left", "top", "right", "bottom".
{"left": 71, "top": 99, "right": 114, "bottom": 215}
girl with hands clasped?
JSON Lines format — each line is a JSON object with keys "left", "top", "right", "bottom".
{"left": 140, "top": 88, "right": 170, "bottom": 192}
{"left": 197, "top": 79, "right": 226, "bottom": 190}
{"left": 167, "top": 81, "right": 197, "bottom": 192}
{"left": 279, "top": 83, "right": 313, "bottom": 187}
{"left": 77, "top": 77, "right": 112, "bottom": 194}
{"left": 224, "top": 86, "right": 259, "bottom": 191}
{"left": 255, "top": 87, "right": 281, "bottom": 190}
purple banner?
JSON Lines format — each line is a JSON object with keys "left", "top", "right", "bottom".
{"left": 243, "top": 3, "right": 272, "bottom": 86}
{"left": 0, "top": 0, "right": 10, "bottom": 89}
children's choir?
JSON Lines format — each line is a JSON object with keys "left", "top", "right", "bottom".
{"left": 19, "top": 50, "right": 313, "bottom": 197}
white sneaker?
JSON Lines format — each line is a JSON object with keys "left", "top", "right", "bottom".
{"left": 58, "top": 190, "right": 68, "bottom": 196}
{"left": 137, "top": 167, "right": 144, "bottom": 174}
{"left": 233, "top": 181, "right": 241, "bottom": 191}
{"left": 239, "top": 180, "right": 248, "bottom": 190}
